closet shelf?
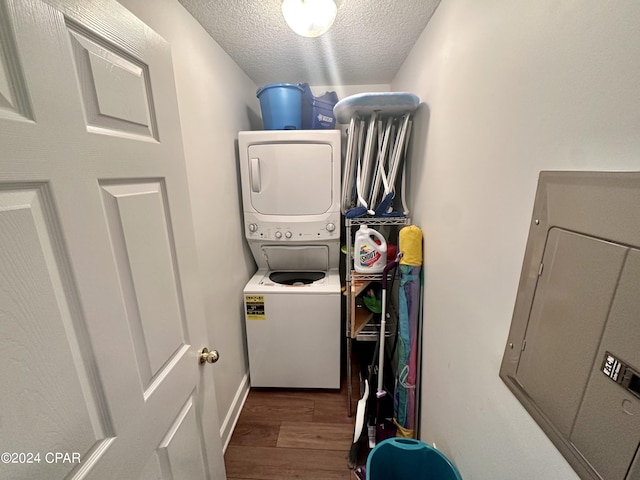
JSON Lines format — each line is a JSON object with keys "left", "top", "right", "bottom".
{"left": 351, "top": 277, "right": 373, "bottom": 297}
{"left": 348, "top": 270, "right": 398, "bottom": 283}
{"left": 352, "top": 305, "right": 374, "bottom": 338}
{"left": 345, "top": 216, "right": 410, "bottom": 227}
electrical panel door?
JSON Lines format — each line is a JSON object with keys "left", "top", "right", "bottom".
{"left": 500, "top": 171, "right": 640, "bottom": 480}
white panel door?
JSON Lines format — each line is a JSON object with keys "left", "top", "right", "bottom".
{"left": 0, "top": 0, "right": 226, "bottom": 479}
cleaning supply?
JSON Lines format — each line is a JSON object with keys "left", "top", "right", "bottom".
{"left": 354, "top": 225, "right": 387, "bottom": 273}
{"left": 362, "top": 286, "right": 382, "bottom": 313}
{"left": 256, "top": 83, "right": 303, "bottom": 130}
{"left": 373, "top": 256, "right": 401, "bottom": 446}
{"left": 366, "top": 438, "right": 462, "bottom": 480}
{"left": 348, "top": 379, "right": 369, "bottom": 469}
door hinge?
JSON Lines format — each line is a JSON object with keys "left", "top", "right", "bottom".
{"left": 538, "top": 263, "right": 544, "bottom": 276}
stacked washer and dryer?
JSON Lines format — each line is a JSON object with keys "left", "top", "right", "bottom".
{"left": 238, "top": 130, "right": 341, "bottom": 389}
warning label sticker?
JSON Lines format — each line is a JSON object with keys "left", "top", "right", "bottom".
{"left": 245, "top": 295, "right": 265, "bottom": 320}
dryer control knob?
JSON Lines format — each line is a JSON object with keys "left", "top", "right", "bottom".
{"left": 275, "top": 231, "right": 282, "bottom": 239}
{"left": 285, "top": 231, "right": 292, "bottom": 239}
{"left": 248, "top": 223, "right": 258, "bottom": 233}
{"left": 326, "top": 223, "right": 336, "bottom": 232}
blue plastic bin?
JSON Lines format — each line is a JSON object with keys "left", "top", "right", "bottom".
{"left": 300, "top": 83, "right": 338, "bottom": 129}
{"left": 257, "top": 83, "right": 303, "bottom": 130}
{"left": 366, "top": 438, "right": 462, "bottom": 480}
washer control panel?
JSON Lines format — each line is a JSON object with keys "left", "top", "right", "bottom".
{"left": 244, "top": 214, "right": 340, "bottom": 241}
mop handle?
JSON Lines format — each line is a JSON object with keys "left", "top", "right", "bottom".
{"left": 381, "top": 253, "right": 402, "bottom": 289}
{"left": 377, "top": 287, "right": 387, "bottom": 396}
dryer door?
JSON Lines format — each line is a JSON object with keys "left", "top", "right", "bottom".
{"left": 247, "top": 142, "right": 334, "bottom": 215}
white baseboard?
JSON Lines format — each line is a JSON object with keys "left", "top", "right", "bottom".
{"left": 219, "top": 373, "right": 250, "bottom": 452}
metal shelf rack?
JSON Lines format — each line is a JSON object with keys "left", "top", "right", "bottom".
{"left": 345, "top": 215, "right": 410, "bottom": 415}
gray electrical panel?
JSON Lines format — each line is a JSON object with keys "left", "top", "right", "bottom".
{"left": 500, "top": 171, "right": 640, "bottom": 480}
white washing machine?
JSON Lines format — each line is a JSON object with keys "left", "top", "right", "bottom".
{"left": 243, "top": 265, "right": 341, "bottom": 389}
{"left": 238, "top": 130, "right": 341, "bottom": 389}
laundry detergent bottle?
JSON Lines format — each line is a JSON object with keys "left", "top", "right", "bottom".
{"left": 354, "top": 225, "right": 387, "bottom": 273}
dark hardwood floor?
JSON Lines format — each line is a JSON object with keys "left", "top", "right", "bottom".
{"left": 224, "top": 374, "right": 359, "bottom": 480}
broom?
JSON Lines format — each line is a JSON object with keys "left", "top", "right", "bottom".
{"left": 347, "top": 379, "right": 369, "bottom": 469}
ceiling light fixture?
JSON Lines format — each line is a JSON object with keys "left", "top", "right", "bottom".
{"left": 281, "top": 0, "right": 337, "bottom": 38}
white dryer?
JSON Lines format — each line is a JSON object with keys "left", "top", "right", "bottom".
{"left": 238, "top": 130, "right": 341, "bottom": 389}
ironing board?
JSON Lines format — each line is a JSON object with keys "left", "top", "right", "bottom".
{"left": 333, "top": 92, "right": 420, "bottom": 124}
{"left": 334, "top": 93, "right": 420, "bottom": 217}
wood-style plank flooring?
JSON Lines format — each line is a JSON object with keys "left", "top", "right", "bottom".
{"left": 225, "top": 376, "right": 359, "bottom": 480}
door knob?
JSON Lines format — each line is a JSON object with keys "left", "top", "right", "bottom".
{"left": 198, "top": 347, "right": 220, "bottom": 364}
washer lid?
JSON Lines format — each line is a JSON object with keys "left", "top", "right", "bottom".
{"left": 261, "top": 245, "right": 329, "bottom": 271}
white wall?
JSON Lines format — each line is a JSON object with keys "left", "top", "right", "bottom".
{"left": 310, "top": 84, "right": 389, "bottom": 99}
{"left": 392, "top": 1, "right": 640, "bottom": 478}
{"left": 117, "top": 0, "right": 258, "bottom": 448}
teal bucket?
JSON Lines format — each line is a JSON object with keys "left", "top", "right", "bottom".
{"left": 256, "top": 83, "right": 303, "bottom": 130}
{"left": 366, "top": 438, "right": 462, "bottom": 480}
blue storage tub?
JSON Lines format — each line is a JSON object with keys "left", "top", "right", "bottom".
{"left": 256, "top": 83, "right": 303, "bottom": 130}
{"left": 300, "top": 83, "right": 338, "bottom": 129}
{"left": 366, "top": 438, "right": 462, "bottom": 480}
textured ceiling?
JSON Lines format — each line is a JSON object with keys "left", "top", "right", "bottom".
{"left": 177, "top": 0, "right": 440, "bottom": 87}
